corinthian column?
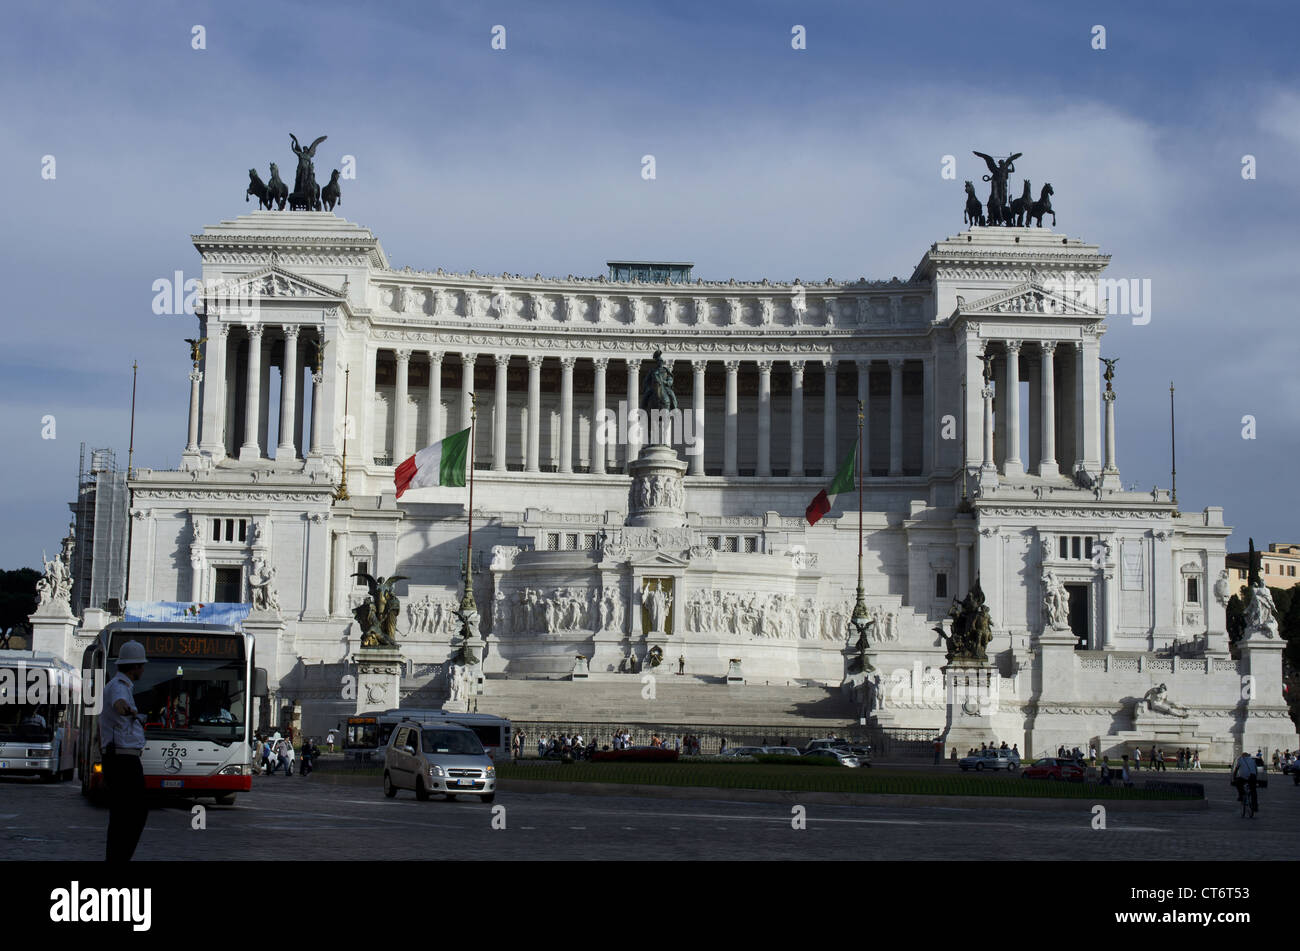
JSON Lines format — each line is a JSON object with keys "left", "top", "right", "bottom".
{"left": 789, "top": 360, "right": 805, "bottom": 477}
{"left": 185, "top": 365, "right": 203, "bottom": 454}
{"left": 689, "top": 360, "right": 706, "bottom": 476}
{"left": 392, "top": 348, "right": 410, "bottom": 464}
{"left": 823, "top": 359, "right": 838, "bottom": 475}
{"left": 1003, "top": 340, "right": 1023, "bottom": 477}
{"left": 426, "top": 351, "right": 443, "bottom": 447}
{"left": 239, "top": 326, "right": 264, "bottom": 461}
{"left": 757, "top": 360, "right": 773, "bottom": 477}
{"left": 559, "top": 356, "right": 575, "bottom": 474}
{"left": 888, "top": 357, "right": 903, "bottom": 476}
{"left": 1039, "top": 342, "right": 1057, "bottom": 476}
{"left": 277, "top": 326, "right": 300, "bottom": 459}
{"left": 723, "top": 360, "right": 739, "bottom": 477}
{"left": 460, "top": 353, "right": 476, "bottom": 432}
{"left": 526, "top": 356, "right": 542, "bottom": 472}
{"left": 625, "top": 357, "right": 641, "bottom": 467}
{"left": 592, "top": 357, "right": 609, "bottom": 475}
{"left": 493, "top": 354, "right": 509, "bottom": 472}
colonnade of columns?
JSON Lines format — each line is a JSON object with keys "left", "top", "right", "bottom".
{"left": 370, "top": 350, "right": 932, "bottom": 478}
{"left": 974, "top": 338, "right": 1109, "bottom": 480}
{"left": 194, "top": 323, "right": 327, "bottom": 462}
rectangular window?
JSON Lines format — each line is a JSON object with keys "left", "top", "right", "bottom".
{"left": 214, "top": 567, "right": 242, "bottom": 603}
{"left": 725, "top": 537, "right": 739, "bottom": 553}
{"left": 1071, "top": 536, "right": 1081, "bottom": 560}
{"left": 546, "top": 533, "right": 559, "bottom": 552}
{"left": 583, "top": 534, "right": 596, "bottom": 550}
{"left": 935, "top": 572, "right": 948, "bottom": 599}
{"left": 743, "top": 537, "right": 758, "bottom": 554}
{"left": 355, "top": 561, "right": 368, "bottom": 583}
{"left": 708, "top": 536, "right": 721, "bottom": 550}
{"left": 211, "top": 520, "right": 221, "bottom": 542}
{"left": 1084, "top": 537, "right": 1093, "bottom": 560}
{"left": 1265, "top": 563, "right": 1270, "bottom": 574}
{"left": 237, "top": 519, "right": 247, "bottom": 542}
{"left": 1186, "top": 577, "right": 1200, "bottom": 603}
{"left": 225, "top": 519, "right": 235, "bottom": 542}
{"left": 566, "top": 533, "right": 579, "bottom": 551}
{"left": 1059, "top": 537, "right": 1068, "bottom": 559}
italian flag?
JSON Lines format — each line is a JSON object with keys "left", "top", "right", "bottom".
{"left": 394, "top": 428, "right": 471, "bottom": 499}
{"left": 805, "top": 439, "right": 858, "bottom": 525}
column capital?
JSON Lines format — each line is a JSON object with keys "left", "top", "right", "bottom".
{"left": 494, "top": 353, "right": 511, "bottom": 368}
{"left": 723, "top": 359, "right": 741, "bottom": 372}
{"left": 428, "top": 349, "right": 444, "bottom": 365}
{"left": 312, "top": 370, "right": 323, "bottom": 386}
{"left": 282, "top": 324, "right": 300, "bottom": 341}
{"left": 560, "top": 356, "right": 576, "bottom": 370}
{"left": 625, "top": 356, "right": 641, "bottom": 369}
{"left": 1103, "top": 389, "right": 1117, "bottom": 403}
{"left": 460, "top": 352, "right": 477, "bottom": 367}
{"left": 214, "top": 322, "right": 230, "bottom": 338}
{"left": 592, "top": 356, "right": 610, "bottom": 371}
{"left": 789, "top": 359, "right": 805, "bottom": 378}
{"left": 854, "top": 358, "right": 870, "bottom": 373}
{"left": 189, "top": 369, "right": 203, "bottom": 384}
{"left": 1005, "top": 339, "right": 1023, "bottom": 354}
{"left": 527, "top": 354, "right": 544, "bottom": 369}
{"left": 246, "top": 325, "right": 264, "bottom": 341}
{"left": 1040, "top": 340, "right": 1058, "bottom": 355}
{"left": 395, "top": 348, "right": 412, "bottom": 364}
{"left": 888, "top": 356, "right": 905, "bottom": 370}
{"left": 756, "top": 359, "right": 774, "bottom": 372}
{"left": 690, "top": 359, "right": 708, "bottom": 373}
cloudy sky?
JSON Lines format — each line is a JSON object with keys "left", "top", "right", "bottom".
{"left": 1, "top": 0, "right": 1296, "bottom": 568}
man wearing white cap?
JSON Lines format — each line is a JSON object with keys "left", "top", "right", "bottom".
{"left": 102, "top": 639, "right": 150, "bottom": 861}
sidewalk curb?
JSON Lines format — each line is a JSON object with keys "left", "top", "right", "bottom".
{"left": 496, "top": 778, "right": 1208, "bottom": 811}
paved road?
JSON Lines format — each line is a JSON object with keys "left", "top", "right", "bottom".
{"left": 2, "top": 770, "right": 1294, "bottom": 860}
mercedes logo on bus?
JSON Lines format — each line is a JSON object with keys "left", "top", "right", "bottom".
{"left": 163, "top": 755, "right": 183, "bottom": 774}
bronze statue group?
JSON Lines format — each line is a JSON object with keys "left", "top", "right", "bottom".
{"left": 246, "top": 133, "right": 342, "bottom": 212}
{"left": 964, "top": 151, "right": 1055, "bottom": 228}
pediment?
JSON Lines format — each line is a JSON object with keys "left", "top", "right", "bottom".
{"left": 632, "top": 550, "right": 692, "bottom": 569}
{"left": 213, "top": 265, "right": 346, "bottom": 302}
{"left": 958, "top": 281, "right": 1104, "bottom": 318}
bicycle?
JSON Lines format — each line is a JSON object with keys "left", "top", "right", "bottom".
{"left": 1234, "top": 777, "right": 1259, "bottom": 818}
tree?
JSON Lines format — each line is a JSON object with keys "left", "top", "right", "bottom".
{"left": 0, "top": 567, "right": 39, "bottom": 632}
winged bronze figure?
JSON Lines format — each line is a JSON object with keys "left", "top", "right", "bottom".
{"left": 351, "top": 572, "right": 408, "bottom": 648}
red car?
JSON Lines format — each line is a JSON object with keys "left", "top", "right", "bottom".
{"left": 590, "top": 746, "right": 679, "bottom": 763}
{"left": 1021, "top": 757, "right": 1086, "bottom": 782}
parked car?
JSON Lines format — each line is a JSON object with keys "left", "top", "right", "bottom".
{"left": 803, "top": 738, "right": 848, "bottom": 753}
{"left": 721, "top": 746, "right": 766, "bottom": 758}
{"left": 590, "top": 746, "right": 679, "bottom": 763}
{"left": 801, "top": 748, "right": 860, "bottom": 767}
{"left": 762, "top": 746, "right": 802, "bottom": 756}
{"left": 1020, "top": 757, "right": 1086, "bottom": 782}
{"left": 383, "top": 720, "right": 496, "bottom": 803}
{"left": 958, "top": 749, "right": 1021, "bottom": 772}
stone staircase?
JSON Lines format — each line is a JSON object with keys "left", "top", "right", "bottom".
{"left": 474, "top": 676, "right": 859, "bottom": 728}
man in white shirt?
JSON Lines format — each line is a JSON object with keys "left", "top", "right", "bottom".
{"left": 101, "top": 640, "right": 150, "bottom": 862}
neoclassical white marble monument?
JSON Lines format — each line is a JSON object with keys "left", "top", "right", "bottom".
{"left": 65, "top": 211, "right": 1293, "bottom": 759}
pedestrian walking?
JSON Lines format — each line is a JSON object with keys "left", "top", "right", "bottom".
{"left": 101, "top": 640, "right": 151, "bottom": 862}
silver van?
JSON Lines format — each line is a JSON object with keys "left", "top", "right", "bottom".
{"left": 383, "top": 720, "right": 497, "bottom": 803}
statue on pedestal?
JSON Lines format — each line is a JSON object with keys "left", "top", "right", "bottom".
{"left": 1243, "top": 581, "right": 1279, "bottom": 639}
{"left": 352, "top": 572, "right": 408, "bottom": 649}
{"left": 937, "top": 578, "right": 993, "bottom": 662}
{"left": 248, "top": 556, "right": 281, "bottom": 613}
{"left": 1043, "top": 569, "right": 1070, "bottom": 631}
{"left": 288, "top": 133, "right": 327, "bottom": 211}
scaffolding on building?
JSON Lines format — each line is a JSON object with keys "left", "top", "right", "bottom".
{"left": 69, "top": 443, "right": 129, "bottom": 615}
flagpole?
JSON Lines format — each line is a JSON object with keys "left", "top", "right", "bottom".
{"left": 127, "top": 361, "right": 138, "bottom": 480}
{"left": 461, "top": 392, "right": 477, "bottom": 615}
{"left": 1169, "top": 381, "right": 1177, "bottom": 507}
{"left": 334, "top": 366, "right": 351, "bottom": 501}
{"left": 849, "top": 399, "right": 871, "bottom": 679}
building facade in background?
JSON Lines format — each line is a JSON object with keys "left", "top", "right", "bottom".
{"left": 32, "top": 211, "right": 1292, "bottom": 758}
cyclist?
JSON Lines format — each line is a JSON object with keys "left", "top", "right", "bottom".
{"left": 1232, "top": 749, "right": 1259, "bottom": 816}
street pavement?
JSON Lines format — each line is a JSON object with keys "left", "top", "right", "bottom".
{"left": 2, "top": 766, "right": 1294, "bottom": 861}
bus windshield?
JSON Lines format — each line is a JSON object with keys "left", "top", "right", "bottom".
{"left": 126, "top": 656, "right": 247, "bottom": 745}
{"left": 0, "top": 701, "right": 59, "bottom": 742}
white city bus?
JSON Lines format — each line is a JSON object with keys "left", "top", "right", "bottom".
{"left": 78, "top": 621, "right": 267, "bottom": 805}
{"left": 0, "top": 650, "right": 80, "bottom": 782}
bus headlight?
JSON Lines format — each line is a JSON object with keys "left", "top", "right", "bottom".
{"left": 92, "top": 763, "right": 103, "bottom": 774}
{"left": 219, "top": 765, "right": 250, "bottom": 776}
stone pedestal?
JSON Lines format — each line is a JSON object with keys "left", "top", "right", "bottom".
{"left": 726, "top": 657, "right": 744, "bottom": 684}
{"left": 29, "top": 605, "right": 77, "bottom": 663}
{"left": 626, "top": 442, "right": 688, "bottom": 528}
{"left": 571, "top": 655, "right": 590, "bottom": 680}
{"left": 1238, "top": 632, "right": 1298, "bottom": 756}
{"left": 243, "top": 611, "right": 286, "bottom": 693}
{"left": 352, "top": 647, "right": 403, "bottom": 714}
{"left": 940, "top": 659, "right": 997, "bottom": 752}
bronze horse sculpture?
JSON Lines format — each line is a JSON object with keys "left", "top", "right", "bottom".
{"left": 267, "top": 163, "right": 288, "bottom": 210}
{"left": 1029, "top": 183, "right": 1055, "bottom": 227}
{"left": 1009, "top": 179, "right": 1032, "bottom": 227}
{"left": 322, "top": 169, "right": 342, "bottom": 212}
{"left": 246, "top": 169, "right": 271, "bottom": 210}
{"left": 963, "top": 181, "right": 985, "bottom": 227}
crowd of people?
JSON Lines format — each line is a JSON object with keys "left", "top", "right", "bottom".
{"left": 510, "top": 728, "right": 718, "bottom": 759}
{"left": 253, "top": 732, "right": 320, "bottom": 777}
